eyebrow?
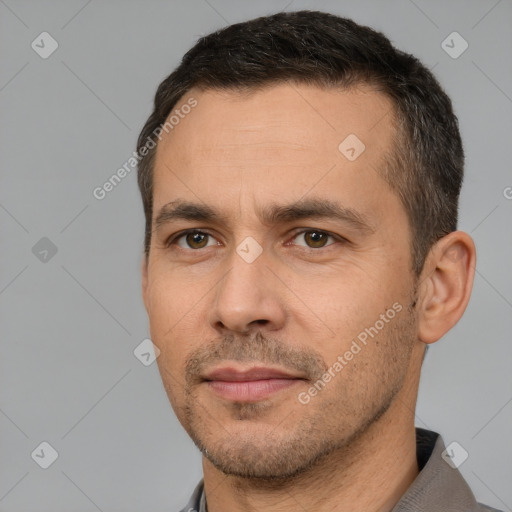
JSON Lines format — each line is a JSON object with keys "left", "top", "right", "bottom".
{"left": 154, "top": 198, "right": 375, "bottom": 234}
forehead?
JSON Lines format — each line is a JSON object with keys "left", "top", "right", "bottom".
{"left": 152, "top": 83, "right": 399, "bottom": 221}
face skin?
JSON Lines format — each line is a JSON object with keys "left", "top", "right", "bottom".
{"left": 141, "top": 83, "right": 476, "bottom": 512}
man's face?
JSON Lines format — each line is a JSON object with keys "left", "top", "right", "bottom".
{"left": 142, "top": 83, "right": 420, "bottom": 479}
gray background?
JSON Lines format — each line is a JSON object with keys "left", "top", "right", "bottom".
{"left": 1, "top": 0, "right": 511, "bottom": 511}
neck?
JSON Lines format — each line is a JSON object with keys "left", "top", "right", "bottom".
{"left": 202, "top": 403, "right": 419, "bottom": 512}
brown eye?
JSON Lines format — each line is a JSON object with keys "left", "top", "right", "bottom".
{"left": 292, "top": 230, "right": 336, "bottom": 249}
{"left": 304, "top": 231, "right": 329, "bottom": 248}
{"left": 185, "top": 232, "right": 209, "bottom": 249}
{"left": 168, "top": 231, "right": 217, "bottom": 250}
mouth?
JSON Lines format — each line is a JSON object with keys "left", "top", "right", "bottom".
{"left": 202, "top": 365, "right": 306, "bottom": 402}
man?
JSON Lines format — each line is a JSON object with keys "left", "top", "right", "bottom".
{"left": 137, "top": 10, "right": 501, "bottom": 512}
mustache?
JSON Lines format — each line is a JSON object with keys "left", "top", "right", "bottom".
{"left": 184, "top": 331, "right": 328, "bottom": 386}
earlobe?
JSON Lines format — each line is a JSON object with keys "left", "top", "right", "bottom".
{"left": 417, "top": 231, "right": 476, "bottom": 344}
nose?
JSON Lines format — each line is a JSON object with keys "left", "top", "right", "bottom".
{"left": 209, "top": 247, "right": 287, "bottom": 335}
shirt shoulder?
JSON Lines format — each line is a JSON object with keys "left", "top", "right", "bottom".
{"left": 391, "top": 428, "right": 504, "bottom": 512}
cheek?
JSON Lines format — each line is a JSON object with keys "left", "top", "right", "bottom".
{"left": 309, "top": 305, "right": 415, "bottom": 410}
{"left": 146, "top": 280, "right": 189, "bottom": 366}
{"left": 290, "top": 267, "right": 410, "bottom": 366}
{"left": 147, "top": 269, "right": 197, "bottom": 326}
{"left": 147, "top": 273, "right": 211, "bottom": 366}
{"left": 290, "top": 265, "right": 389, "bottom": 323}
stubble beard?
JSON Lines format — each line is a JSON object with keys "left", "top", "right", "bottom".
{"left": 175, "top": 305, "right": 417, "bottom": 483}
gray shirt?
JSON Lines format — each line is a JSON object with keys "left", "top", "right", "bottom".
{"left": 179, "top": 428, "right": 502, "bottom": 512}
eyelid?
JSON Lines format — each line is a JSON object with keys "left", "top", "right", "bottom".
{"left": 286, "top": 228, "right": 343, "bottom": 248}
{"left": 166, "top": 227, "right": 345, "bottom": 250}
{"left": 165, "top": 229, "right": 219, "bottom": 248}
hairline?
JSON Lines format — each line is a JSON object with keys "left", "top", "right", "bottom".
{"left": 142, "top": 80, "right": 420, "bottom": 274}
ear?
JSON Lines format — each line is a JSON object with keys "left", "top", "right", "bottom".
{"left": 141, "top": 253, "right": 150, "bottom": 313}
{"left": 417, "top": 231, "right": 476, "bottom": 344}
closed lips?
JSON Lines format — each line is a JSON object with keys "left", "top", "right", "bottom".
{"left": 203, "top": 367, "right": 305, "bottom": 382}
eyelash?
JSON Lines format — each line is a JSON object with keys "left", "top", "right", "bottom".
{"left": 165, "top": 229, "right": 343, "bottom": 251}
